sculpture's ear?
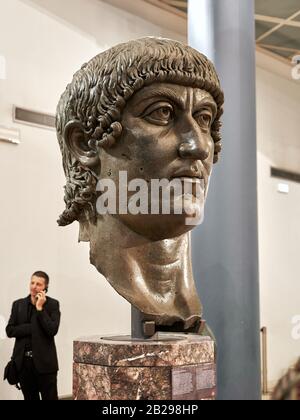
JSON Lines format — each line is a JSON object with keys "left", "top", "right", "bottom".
{"left": 64, "top": 120, "right": 100, "bottom": 168}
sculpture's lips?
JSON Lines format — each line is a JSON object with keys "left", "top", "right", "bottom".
{"left": 169, "top": 176, "right": 205, "bottom": 198}
{"left": 171, "top": 176, "right": 202, "bottom": 182}
{"left": 170, "top": 171, "right": 206, "bottom": 197}
{"left": 171, "top": 169, "right": 204, "bottom": 180}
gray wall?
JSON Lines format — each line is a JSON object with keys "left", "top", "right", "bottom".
{"left": 189, "top": 0, "right": 261, "bottom": 400}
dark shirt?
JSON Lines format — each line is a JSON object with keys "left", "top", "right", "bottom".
{"left": 24, "top": 297, "right": 35, "bottom": 351}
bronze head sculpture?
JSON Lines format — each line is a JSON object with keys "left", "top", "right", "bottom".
{"left": 56, "top": 37, "right": 224, "bottom": 336}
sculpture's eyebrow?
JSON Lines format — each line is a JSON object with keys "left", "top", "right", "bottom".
{"left": 133, "top": 87, "right": 217, "bottom": 116}
{"left": 133, "top": 87, "right": 186, "bottom": 110}
{"left": 193, "top": 99, "right": 217, "bottom": 118}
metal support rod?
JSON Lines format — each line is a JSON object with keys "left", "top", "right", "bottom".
{"left": 131, "top": 305, "right": 145, "bottom": 339}
{"left": 261, "top": 327, "right": 268, "bottom": 394}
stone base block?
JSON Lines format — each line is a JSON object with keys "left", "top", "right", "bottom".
{"left": 73, "top": 333, "right": 216, "bottom": 400}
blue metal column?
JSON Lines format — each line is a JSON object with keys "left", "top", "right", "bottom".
{"left": 189, "top": 0, "right": 261, "bottom": 400}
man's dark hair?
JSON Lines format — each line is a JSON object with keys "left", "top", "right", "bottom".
{"left": 32, "top": 271, "right": 49, "bottom": 289}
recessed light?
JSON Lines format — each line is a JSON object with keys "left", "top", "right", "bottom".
{"left": 277, "top": 183, "right": 289, "bottom": 194}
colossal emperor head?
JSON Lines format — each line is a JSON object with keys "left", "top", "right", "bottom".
{"left": 56, "top": 37, "right": 224, "bottom": 334}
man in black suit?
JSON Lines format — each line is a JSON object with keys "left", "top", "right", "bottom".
{"left": 6, "top": 271, "right": 60, "bottom": 400}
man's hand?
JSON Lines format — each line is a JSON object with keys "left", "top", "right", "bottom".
{"left": 36, "top": 291, "right": 47, "bottom": 311}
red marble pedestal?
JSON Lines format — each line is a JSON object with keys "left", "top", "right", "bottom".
{"left": 73, "top": 333, "right": 216, "bottom": 400}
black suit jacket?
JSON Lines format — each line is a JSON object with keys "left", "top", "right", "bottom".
{"left": 6, "top": 296, "right": 60, "bottom": 374}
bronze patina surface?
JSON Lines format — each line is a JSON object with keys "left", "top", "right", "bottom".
{"left": 56, "top": 37, "right": 224, "bottom": 334}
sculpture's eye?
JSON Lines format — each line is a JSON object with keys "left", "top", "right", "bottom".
{"left": 143, "top": 104, "right": 174, "bottom": 126}
{"left": 194, "top": 110, "right": 213, "bottom": 131}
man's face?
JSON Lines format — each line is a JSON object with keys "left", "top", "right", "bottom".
{"left": 99, "top": 83, "right": 217, "bottom": 240}
{"left": 30, "top": 276, "right": 46, "bottom": 299}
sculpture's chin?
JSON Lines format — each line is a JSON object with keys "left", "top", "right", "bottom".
{"left": 117, "top": 212, "right": 200, "bottom": 241}
{"left": 116, "top": 195, "right": 204, "bottom": 240}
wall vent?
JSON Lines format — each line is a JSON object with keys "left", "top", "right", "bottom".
{"left": 271, "top": 167, "right": 300, "bottom": 184}
{"left": 13, "top": 106, "right": 55, "bottom": 130}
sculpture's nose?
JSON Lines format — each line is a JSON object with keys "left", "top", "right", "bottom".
{"left": 178, "top": 118, "right": 210, "bottom": 161}
{"left": 178, "top": 140, "right": 209, "bottom": 161}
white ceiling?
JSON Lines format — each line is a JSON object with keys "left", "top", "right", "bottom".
{"left": 102, "top": 0, "right": 300, "bottom": 66}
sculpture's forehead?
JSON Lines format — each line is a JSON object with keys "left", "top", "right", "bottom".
{"left": 126, "top": 82, "right": 216, "bottom": 109}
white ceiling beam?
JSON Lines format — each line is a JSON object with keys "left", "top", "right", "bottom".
{"left": 256, "top": 9, "right": 300, "bottom": 42}
{"left": 255, "top": 13, "right": 300, "bottom": 28}
{"left": 259, "top": 43, "right": 300, "bottom": 54}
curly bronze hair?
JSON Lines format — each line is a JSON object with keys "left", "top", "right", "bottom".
{"left": 272, "top": 358, "right": 300, "bottom": 400}
{"left": 56, "top": 37, "right": 224, "bottom": 226}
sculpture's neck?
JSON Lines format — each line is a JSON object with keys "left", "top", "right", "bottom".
{"left": 87, "top": 215, "right": 202, "bottom": 327}
{"left": 126, "top": 236, "right": 191, "bottom": 296}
